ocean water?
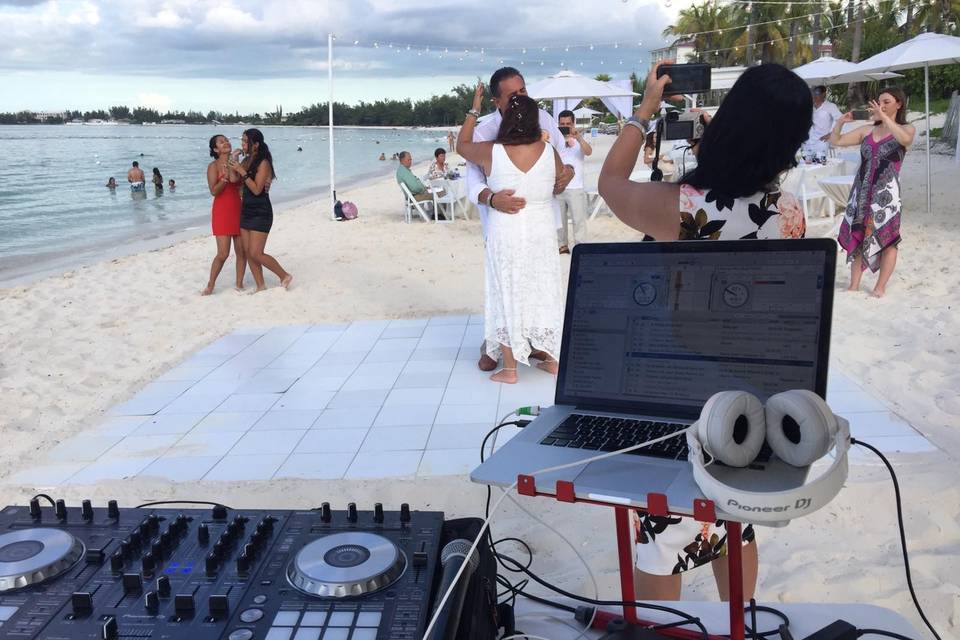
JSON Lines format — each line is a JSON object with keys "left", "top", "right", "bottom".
{"left": 0, "top": 124, "right": 454, "bottom": 271}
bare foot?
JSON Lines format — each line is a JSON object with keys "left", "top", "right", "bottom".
{"left": 490, "top": 368, "right": 518, "bottom": 384}
{"left": 537, "top": 360, "right": 559, "bottom": 375}
{"left": 529, "top": 349, "right": 549, "bottom": 362}
{"left": 844, "top": 286, "right": 860, "bottom": 293}
{"left": 478, "top": 344, "right": 497, "bottom": 371}
{"left": 281, "top": 274, "right": 293, "bottom": 290}
{"left": 201, "top": 284, "right": 214, "bottom": 296}
{"left": 254, "top": 286, "right": 267, "bottom": 293}
{"left": 870, "top": 287, "right": 885, "bottom": 298}
{"left": 234, "top": 285, "right": 245, "bottom": 293}
{"left": 559, "top": 245, "right": 570, "bottom": 255}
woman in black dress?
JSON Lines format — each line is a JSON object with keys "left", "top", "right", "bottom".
{"left": 228, "top": 128, "right": 292, "bottom": 291}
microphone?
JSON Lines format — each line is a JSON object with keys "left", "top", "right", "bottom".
{"left": 427, "top": 539, "right": 480, "bottom": 640}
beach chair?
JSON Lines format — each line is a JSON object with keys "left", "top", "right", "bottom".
{"left": 782, "top": 164, "right": 831, "bottom": 221}
{"left": 430, "top": 179, "right": 468, "bottom": 222}
{"left": 399, "top": 183, "right": 433, "bottom": 223}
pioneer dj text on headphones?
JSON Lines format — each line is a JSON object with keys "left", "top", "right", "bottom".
{"left": 687, "top": 389, "right": 851, "bottom": 524}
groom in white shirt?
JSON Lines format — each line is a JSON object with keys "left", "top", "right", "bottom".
{"left": 467, "top": 66, "right": 574, "bottom": 371}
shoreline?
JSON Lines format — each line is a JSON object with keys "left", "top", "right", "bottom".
{"left": 0, "top": 159, "right": 412, "bottom": 289}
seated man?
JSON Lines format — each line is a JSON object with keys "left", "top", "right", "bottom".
{"left": 396, "top": 150, "right": 446, "bottom": 219}
{"left": 396, "top": 151, "right": 431, "bottom": 201}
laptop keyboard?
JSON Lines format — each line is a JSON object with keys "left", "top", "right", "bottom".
{"left": 539, "top": 413, "right": 772, "bottom": 467}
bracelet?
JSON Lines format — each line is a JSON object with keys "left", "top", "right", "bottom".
{"left": 625, "top": 116, "right": 650, "bottom": 133}
{"left": 467, "top": 109, "right": 480, "bottom": 118}
{"left": 486, "top": 191, "right": 496, "bottom": 209}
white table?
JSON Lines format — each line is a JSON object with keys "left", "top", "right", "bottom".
{"left": 515, "top": 600, "right": 923, "bottom": 639}
{"left": 819, "top": 175, "right": 855, "bottom": 211}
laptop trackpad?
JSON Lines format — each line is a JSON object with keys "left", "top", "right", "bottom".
{"left": 575, "top": 459, "right": 679, "bottom": 499}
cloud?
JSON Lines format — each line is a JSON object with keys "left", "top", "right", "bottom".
{"left": 0, "top": 0, "right": 678, "bottom": 108}
{"left": 135, "top": 92, "right": 172, "bottom": 111}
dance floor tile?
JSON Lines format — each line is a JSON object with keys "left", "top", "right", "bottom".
{"left": 11, "top": 323, "right": 937, "bottom": 485}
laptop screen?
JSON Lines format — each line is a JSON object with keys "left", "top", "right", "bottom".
{"left": 556, "top": 239, "right": 835, "bottom": 420}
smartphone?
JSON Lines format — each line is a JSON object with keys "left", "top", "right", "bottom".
{"left": 851, "top": 109, "right": 871, "bottom": 120}
{"left": 657, "top": 63, "right": 711, "bottom": 95}
{"left": 559, "top": 126, "right": 571, "bottom": 136}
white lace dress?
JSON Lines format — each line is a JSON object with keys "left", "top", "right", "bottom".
{"left": 484, "top": 143, "right": 564, "bottom": 365}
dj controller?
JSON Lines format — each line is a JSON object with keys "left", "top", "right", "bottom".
{"left": 0, "top": 500, "right": 445, "bottom": 640}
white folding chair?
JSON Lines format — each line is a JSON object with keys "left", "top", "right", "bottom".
{"left": 430, "top": 179, "right": 467, "bottom": 222}
{"left": 399, "top": 182, "right": 433, "bottom": 223}
{"left": 782, "top": 164, "right": 830, "bottom": 222}
{"left": 585, "top": 188, "right": 609, "bottom": 220}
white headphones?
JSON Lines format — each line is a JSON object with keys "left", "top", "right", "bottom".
{"left": 686, "top": 389, "right": 850, "bottom": 524}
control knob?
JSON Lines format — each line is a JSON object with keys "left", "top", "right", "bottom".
{"left": 320, "top": 502, "right": 331, "bottom": 523}
{"left": 347, "top": 503, "right": 358, "bottom": 523}
{"left": 29, "top": 498, "right": 41, "bottom": 520}
{"left": 157, "top": 575, "right": 171, "bottom": 597}
{"left": 71, "top": 592, "right": 93, "bottom": 615}
{"left": 55, "top": 499, "right": 67, "bottom": 521}
{"left": 374, "top": 503, "right": 384, "bottom": 523}
{"left": 197, "top": 523, "right": 209, "bottom": 544}
{"left": 144, "top": 590, "right": 159, "bottom": 613}
{"left": 107, "top": 500, "right": 119, "bottom": 520}
{"left": 81, "top": 500, "right": 94, "bottom": 521}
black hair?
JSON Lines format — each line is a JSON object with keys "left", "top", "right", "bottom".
{"left": 495, "top": 94, "right": 542, "bottom": 146}
{"left": 152, "top": 167, "right": 161, "bottom": 176}
{"left": 243, "top": 128, "right": 275, "bottom": 179}
{"left": 681, "top": 64, "right": 812, "bottom": 198}
{"left": 434, "top": 147, "right": 446, "bottom": 159}
{"left": 398, "top": 151, "right": 410, "bottom": 161}
{"left": 132, "top": 161, "right": 139, "bottom": 167}
{"left": 812, "top": 85, "right": 827, "bottom": 96}
{"left": 490, "top": 66, "right": 523, "bottom": 98}
{"left": 558, "top": 109, "right": 575, "bottom": 121}
{"left": 209, "top": 134, "right": 225, "bottom": 158}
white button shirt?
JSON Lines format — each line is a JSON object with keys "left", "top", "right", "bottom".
{"left": 808, "top": 101, "right": 842, "bottom": 142}
{"left": 466, "top": 108, "right": 565, "bottom": 235}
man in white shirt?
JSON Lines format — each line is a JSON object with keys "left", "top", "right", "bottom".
{"left": 467, "top": 66, "right": 574, "bottom": 370}
{"left": 804, "top": 85, "right": 842, "bottom": 159}
{"left": 555, "top": 109, "right": 592, "bottom": 253}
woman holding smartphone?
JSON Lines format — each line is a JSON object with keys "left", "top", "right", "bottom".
{"left": 228, "top": 128, "right": 292, "bottom": 292}
{"left": 829, "top": 88, "right": 914, "bottom": 298}
{"left": 203, "top": 134, "right": 246, "bottom": 295}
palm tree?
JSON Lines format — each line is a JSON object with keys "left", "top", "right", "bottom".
{"left": 912, "top": 0, "right": 960, "bottom": 34}
{"left": 733, "top": 2, "right": 790, "bottom": 64}
{"left": 662, "top": 2, "right": 740, "bottom": 66}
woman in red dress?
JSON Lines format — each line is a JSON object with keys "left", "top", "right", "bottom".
{"left": 203, "top": 135, "right": 246, "bottom": 294}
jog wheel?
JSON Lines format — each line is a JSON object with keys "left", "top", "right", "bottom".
{"left": 0, "top": 528, "right": 85, "bottom": 592}
{"left": 287, "top": 532, "right": 406, "bottom": 598}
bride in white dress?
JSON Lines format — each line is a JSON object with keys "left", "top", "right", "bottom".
{"left": 457, "top": 83, "right": 565, "bottom": 384}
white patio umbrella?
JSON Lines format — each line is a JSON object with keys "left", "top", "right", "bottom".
{"left": 834, "top": 32, "right": 960, "bottom": 212}
{"left": 791, "top": 56, "right": 902, "bottom": 85}
{"left": 526, "top": 70, "right": 638, "bottom": 101}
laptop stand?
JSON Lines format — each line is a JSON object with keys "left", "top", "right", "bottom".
{"left": 517, "top": 474, "right": 746, "bottom": 640}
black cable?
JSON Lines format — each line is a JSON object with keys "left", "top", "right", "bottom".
{"left": 856, "top": 629, "right": 916, "bottom": 640}
{"left": 31, "top": 493, "right": 56, "bottom": 507}
{"left": 481, "top": 420, "right": 525, "bottom": 518}
{"left": 134, "top": 500, "right": 232, "bottom": 510}
{"left": 650, "top": 119, "right": 664, "bottom": 182}
{"left": 852, "top": 439, "right": 942, "bottom": 640}
{"left": 494, "top": 552, "right": 709, "bottom": 640}
{"left": 741, "top": 604, "right": 791, "bottom": 639}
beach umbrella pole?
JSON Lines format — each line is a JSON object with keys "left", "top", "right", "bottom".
{"left": 328, "top": 33, "right": 336, "bottom": 220}
{"left": 925, "top": 62, "right": 931, "bottom": 213}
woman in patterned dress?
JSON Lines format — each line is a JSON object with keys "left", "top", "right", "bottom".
{"left": 829, "top": 88, "right": 914, "bottom": 298}
{"left": 598, "top": 62, "right": 812, "bottom": 600}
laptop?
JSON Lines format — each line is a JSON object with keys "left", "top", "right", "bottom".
{"left": 471, "top": 238, "right": 836, "bottom": 518}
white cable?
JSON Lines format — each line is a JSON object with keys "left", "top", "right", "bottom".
{"left": 420, "top": 428, "right": 690, "bottom": 640}
{"left": 501, "top": 493, "right": 600, "bottom": 601}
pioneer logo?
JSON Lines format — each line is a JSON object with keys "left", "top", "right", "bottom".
{"left": 727, "top": 498, "right": 813, "bottom": 513}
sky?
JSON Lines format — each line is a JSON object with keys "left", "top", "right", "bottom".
{"left": 0, "top": 0, "right": 698, "bottom": 114}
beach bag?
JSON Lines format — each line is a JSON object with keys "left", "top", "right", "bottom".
{"left": 341, "top": 201, "right": 358, "bottom": 220}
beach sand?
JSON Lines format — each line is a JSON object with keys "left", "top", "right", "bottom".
{"left": 0, "top": 135, "right": 957, "bottom": 636}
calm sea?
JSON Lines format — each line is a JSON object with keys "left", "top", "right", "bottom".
{"left": 0, "top": 124, "right": 453, "bottom": 273}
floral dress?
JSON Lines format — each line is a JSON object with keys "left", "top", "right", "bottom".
{"left": 837, "top": 132, "right": 905, "bottom": 272}
{"left": 633, "top": 183, "right": 805, "bottom": 575}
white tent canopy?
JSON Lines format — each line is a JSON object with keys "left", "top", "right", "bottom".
{"left": 573, "top": 107, "right": 601, "bottom": 117}
{"left": 792, "top": 56, "right": 902, "bottom": 85}
{"left": 527, "top": 70, "right": 638, "bottom": 101}
{"left": 835, "top": 32, "right": 960, "bottom": 212}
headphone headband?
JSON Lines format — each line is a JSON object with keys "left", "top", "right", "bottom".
{"left": 687, "top": 417, "right": 850, "bottom": 524}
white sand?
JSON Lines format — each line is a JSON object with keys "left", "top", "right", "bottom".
{"left": 0, "top": 137, "right": 957, "bottom": 636}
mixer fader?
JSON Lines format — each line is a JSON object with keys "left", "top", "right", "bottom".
{"left": 0, "top": 500, "right": 444, "bottom": 640}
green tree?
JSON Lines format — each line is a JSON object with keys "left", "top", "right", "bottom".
{"left": 109, "top": 105, "right": 131, "bottom": 120}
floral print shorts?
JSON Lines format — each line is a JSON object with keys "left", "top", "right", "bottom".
{"left": 633, "top": 510, "right": 755, "bottom": 575}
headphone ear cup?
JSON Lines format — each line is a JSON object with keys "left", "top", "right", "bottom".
{"left": 697, "top": 391, "right": 766, "bottom": 467}
{"left": 765, "top": 390, "right": 836, "bottom": 467}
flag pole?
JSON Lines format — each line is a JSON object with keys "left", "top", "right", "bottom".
{"left": 328, "top": 33, "right": 336, "bottom": 220}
